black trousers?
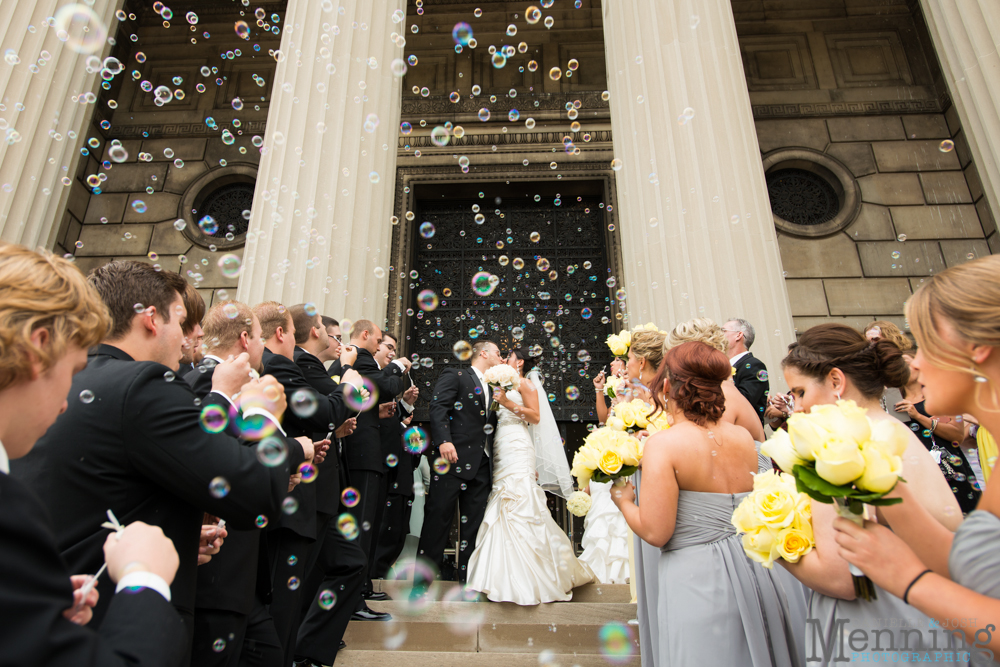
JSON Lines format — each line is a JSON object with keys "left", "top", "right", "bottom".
{"left": 295, "top": 513, "right": 367, "bottom": 665}
{"left": 373, "top": 493, "right": 413, "bottom": 578}
{"left": 416, "top": 454, "right": 491, "bottom": 582}
{"left": 266, "top": 529, "right": 312, "bottom": 667}
{"left": 191, "top": 599, "right": 282, "bottom": 667}
{"left": 349, "top": 469, "right": 387, "bottom": 598}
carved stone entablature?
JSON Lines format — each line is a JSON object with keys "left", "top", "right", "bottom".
{"left": 398, "top": 130, "right": 613, "bottom": 149}
{"left": 752, "top": 96, "right": 949, "bottom": 119}
{"left": 107, "top": 122, "right": 269, "bottom": 140}
{"left": 401, "top": 92, "right": 611, "bottom": 117}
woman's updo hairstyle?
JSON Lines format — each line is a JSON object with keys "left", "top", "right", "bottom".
{"left": 651, "top": 341, "right": 730, "bottom": 425}
{"left": 509, "top": 348, "right": 538, "bottom": 376}
{"left": 782, "top": 323, "right": 910, "bottom": 397}
{"left": 664, "top": 317, "right": 728, "bottom": 354}
{"left": 863, "top": 320, "right": 913, "bottom": 352}
{"left": 630, "top": 329, "right": 667, "bottom": 370}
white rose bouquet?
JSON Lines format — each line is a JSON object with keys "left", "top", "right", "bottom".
{"left": 566, "top": 490, "right": 593, "bottom": 517}
{"left": 731, "top": 470, "right": 815, "bottom": 569}
{"left": 760, "top": 399, "right": 910, "bottom": 600}
{"left": 483, "top": 364, "right": 520, "bottom": 412}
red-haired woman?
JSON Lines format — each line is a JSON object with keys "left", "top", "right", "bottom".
{"left": 611, "top": 341, "right": 804, "bottom": 666}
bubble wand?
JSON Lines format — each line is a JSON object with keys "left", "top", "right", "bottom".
{"left": 72, "top": 509, "right": 124, "bottom": 612}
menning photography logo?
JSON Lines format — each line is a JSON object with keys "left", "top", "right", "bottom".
{"left": 806, "top": 617, "right": 995, "bottom": 663}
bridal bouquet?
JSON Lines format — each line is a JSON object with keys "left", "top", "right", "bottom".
{"left": 571, "top": 425, "right": 642, "bottom": 488}
{"left": 604, "top": 374, "right": 626, "bottom": 400}
{"left": 760, "top": 400, "right": 910, "bottom": 600}
{"left": 483, "top": 364, "right": 520, "bottom": 412}
{"left": 731, "top": 470, "right": 815, "bottom": 569}
{"left": 605, "top": 331, "right": 631, "bottom": 359}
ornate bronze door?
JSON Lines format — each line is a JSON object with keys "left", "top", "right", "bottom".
{"left": 405, "top": 192, "right": 618, "bottom": 424}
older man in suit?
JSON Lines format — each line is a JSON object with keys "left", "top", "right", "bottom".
{"left": 723, "top": 318, "right": 770, "bottom": 427}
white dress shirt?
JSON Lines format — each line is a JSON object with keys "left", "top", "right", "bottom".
{"left": 729, "top": 350, "right": 750, "bottom": 367}
{"left": 204, "top": 354, "right": 286, "bottom": 436}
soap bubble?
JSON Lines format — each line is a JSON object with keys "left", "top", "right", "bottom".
{"left": 549, "top": 67, "right": 562, "bottom": 80}
{"left": 419, "top": 221, "right": 436, "bottom": 238}
{"left": 209, "top": 476, "right": 231, "bottom": 498}
{"left": 298, "top": 461, "right": 318, "bottom": 483}
{"left": 471, "top": 271, "right": 498, "bottom": 296}
{"left": 611, "top": 158, "right": 623, "bottom": 171}
{"left": 565, "top": 386, "right": 580, "bottom": 401}
{"left": 79, "top": 389, "right": 95, "bottom": 404}
{"left": 526, "top": 6, "right": 542, "bottom": 23}
{"left": 598, "top": 622, "right": 636, "bottom": 661}
{"left": 452, "top": 22, "right": 473, "bottom": 45}
{"left": 340, "top": 487, "right": 360, "bottom": 508}
{"left": 430, "top": 126, "right": 450, "bottom": 147}
{"left": 939, "top": 139, "right": 955, "bottom": 153}
{"left": 217, "top": 254, "right": 242, "bottom": 278}
{"left": 478, "top": 108, "right": 491, "bottom": 122}
{"left": 234, "top": 20, "right": 250, "bottom": 38}
{"left": 290, "top": 388, "right": 319, "bottom": 418}
{"left": 318, "top": 589, "right": 337, "bottom": 610}
{"left": 417, "top": 290, "right": 439, "bottom": 311}
{"left": 256, "top": 437, "right": 287, "bottom": 467}
{"left": 453, "top": 340, "right": 473, "bottom": 360}
{"left": 536, "top": 258, "right": 550, "bottom": 271}
{"left": 212, "top": 638, "right": 227, "bottom": 653}
{"left": 55, "top": 5, "right": 108, "bottom": 54}
{"left": 403, "top": 426, "right": 429, "bottom": 454}
{"left": 199, "top": 215, "right": 219, "bottom": 235}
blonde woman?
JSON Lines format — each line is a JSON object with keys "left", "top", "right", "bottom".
{"left": 580, "top": 331, "right": 665, "bottom": 592}
{"left": 833, "top": 256, "right": 1000, "bottom": 661}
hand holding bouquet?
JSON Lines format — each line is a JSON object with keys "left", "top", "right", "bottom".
{"left": 571, "top": 425, "right": 643, "bottom": 488}
{"left": 731, "top": 470, "right": 815, "bottom": 569}
{"left": 760, "top": 400, "right": 910, "bottom": 599}
{"left": 483, "top": 364, "right": 520, "bottom": 412}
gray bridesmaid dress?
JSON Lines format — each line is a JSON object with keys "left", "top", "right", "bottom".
{"left": 632, "top": 468, "right": 661, "bottom": 667}
{"left": 658, "top": 490, "right": 806, "bottom": 666}
{"left": 951, "top": 510, "right": 1000, "bottom": 666}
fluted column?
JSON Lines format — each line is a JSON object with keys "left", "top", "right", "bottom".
{"left": 237, "top": 0, "right": 405, "bottom": 319}
{"left": 602, "top": 0, "right": 794, "bottom": 373}
{"left": 920, "top": 0, "right": 1000, "bottom": 236}
{"left": 0, "top": 0, "right": 124, "bottom": 247}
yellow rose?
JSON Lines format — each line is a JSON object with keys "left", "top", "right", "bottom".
{"left": 619, "top": 330, "right": 631, "bottom": 346}
{"left": 812, "top": 435, "right": 865, "bottom": 486}
{"left": 751, "top": 469, "right": 782, "bottom": 492}
{"left": 607, "top": 334, "right": 628, "bottom": 357}
{"left": 629, "top": 399, "right": 651, "bottom": 428}
{"left": 792, "top": 499, "right": 814, "bottom": 532}
{"left": 731, "top": 496, "right": 758, "bottom": 534}
{"left": 751, "top": 486, "right": 798, "bottom": 531}
{"left": 599, "top": 449, "right": 624, "bottom": 476}
{"left": 809, "top": 401, "right": 872, "bottom": 445}
{"left": 741, "top": 526, "right": 779, "bottom": 569}
{"left": 869, "top": 418, "right": 910, "bottom": 457}
{"left": 571, "top": 446, "right": 598, "bottom": 485}
{"left": 647, "top": 410, "right": 671, "bottom": 434}
{"left": 775, "top": 527, "right": 814, "bottom": 563}
{"left": 615, "top": 402, "right": 636, "bottom": 428}
{"left": 607, "top": 416, "right": 626, "bottom": 432}
{"left": 617, "top": 435, "right": 642, "bottom": 467}
{"left": 856, "top": 441, "right": 903, "bottom": 494}
{"left": 786, "top": 414, "right": 830, "bottom": 461}
{"left": 761, "top": 429, "right": 807, "bottom": 474}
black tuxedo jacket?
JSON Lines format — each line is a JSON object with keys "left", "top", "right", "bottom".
{"left": 11, "top": 345, "right": 304, "bottom": 625}
{"left": 428, "top": 367, "right": 496, "bottom": 481}
{"left": 379, "top": 377, "right": 415, "bottom": 497}
{"left": 292, "top": 347, "right": 349, "bottom": 515}
{"left": 0, "top": 471, "right": 186, "bottom": 667}
{"left": 733, "top": 352, "right": 770, "bottom": 426}
{"left": 341, "top": 348, "right": 406, "bottom": 474}
{"left": 184, "top": 364, "right": 271, "bottom": 614}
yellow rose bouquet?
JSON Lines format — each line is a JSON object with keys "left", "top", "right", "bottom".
{"left": 760, "top": 399, "right": 910, "bottom": 600}
{"left": 605, "top": 330, "right": 631, "bottom": 360}
{"left": 571, "top": 425, "right": 643, "bottom": 489}
{"left": 731, "top": 470, "right": 814, "bottom": 569}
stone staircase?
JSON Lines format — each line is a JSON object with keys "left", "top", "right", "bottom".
{"left": 337, "top": 580, "right": 639, "bottom": 666}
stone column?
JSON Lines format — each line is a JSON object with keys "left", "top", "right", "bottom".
{"left": 0, "top": 0, "right": 124, "bottom": 247}
{"left": 237, "top": 0, "right": 405, "bottom": 320}
{"left": 602, "top": 0, "right": 795, "bottom": 374}
{"left": 919, "top": 0, "right": 1000, "bottom": 240}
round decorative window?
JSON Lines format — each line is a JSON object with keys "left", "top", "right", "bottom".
{"left": 179, "top": 165, "right": 258, "bottom": 250}
{"left": 761, "top": 149, "right": 860, "bottom": 237}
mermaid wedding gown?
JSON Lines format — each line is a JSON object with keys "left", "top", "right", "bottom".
{"left": 466, "top": 386, "right": 594, "bottom": 604}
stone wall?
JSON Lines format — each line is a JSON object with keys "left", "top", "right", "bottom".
{"left": 736, "top": 0, "right": 997, "bottom": 335}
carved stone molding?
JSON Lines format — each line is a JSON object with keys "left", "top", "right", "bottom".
{"left": 107, "top": 122, "right": 269, "bottom": 139}
{"left": 752, "top": 96, "right": 949, "bottom": 119}
{"left": 402, "top": 92, "right": 610, "bottom": 117}
{"left": 398, "top": 129, "right": 612, "bottom": 149}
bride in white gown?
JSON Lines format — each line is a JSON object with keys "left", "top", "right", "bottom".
{"left": 466, "top": 349, "right": 594, "bottom": 605}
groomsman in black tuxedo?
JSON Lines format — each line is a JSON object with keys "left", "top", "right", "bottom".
{"left": 372, "top": 333, "right": 420, "bottom": 580}
{"left": 185, "top": 300, "right": 303, "bottom": 667}
{"left": 12, "top": 261, "right": 310, "bottom": 656}
{"left": 417, "top": 341, "right": 502, "bottom": 582}
{"left": 0, "top": 243, "right": 185, "bottom": 667}
{"left": 255, "top": 301, "right": 359, "bottom": 667}
{"left": 723, "top": 318, "right": 770, "bottom": 426}
{"left": 285, "top": 304, "right": 369, "bottom": 667}
{"left": 338, "top": 320, "right": 411, "bottom": 614}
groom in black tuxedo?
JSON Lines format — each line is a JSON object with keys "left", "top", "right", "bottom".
{"left": 418, "top": 340, "right": 502, "bottom": 582}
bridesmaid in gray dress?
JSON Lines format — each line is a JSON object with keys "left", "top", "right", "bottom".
{"left": 829, "top": 257, "right": 1000, "bottom": 663}
{"left": 612, "top": 342, "right": 805, "bottom": 667}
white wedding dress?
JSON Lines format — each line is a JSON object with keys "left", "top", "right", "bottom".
{"left": 466, "top": 381, "right": 594, "bottom": 605}
{"left": 579, "top": 480, "right": 631, "bottom": 584}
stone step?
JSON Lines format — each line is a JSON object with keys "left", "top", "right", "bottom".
{"left": 335, "top": 650, "right": 639, "bottom": 667}
{"left": 343, "top": 602, "right": 638, "bottom": 655}
{"left": 374, "top": 580, "right": 632, "bottom": 604}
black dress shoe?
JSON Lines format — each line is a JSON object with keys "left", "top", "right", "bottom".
{"left": 339, "top": 640, "right": 347, "bottom": 650}
{"left": 351, "top": 607, "right": 392, "bottom": 621}
{"left": 364, "top": 591, "right": 391, "bottom": 601}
